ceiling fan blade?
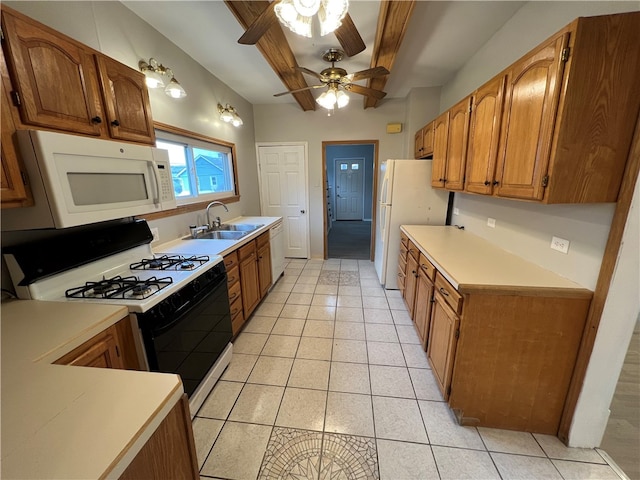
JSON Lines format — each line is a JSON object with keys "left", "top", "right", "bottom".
{"left": 348, "top": 66, "right": 390, "bottom": 82}
{"left": 238, "top": 2, "right": 279, "bottom": 44}
{"left": 295, "top": 66, "right": 325, "bottom": 81}
{"left": 334, "top": 13, "right": 366, "bottom": 57}
{"left": 344, "top": 84, "right": 387, "bottom": 100}
{"left": 274, "top": 85, "right": 325, "bottom": 97}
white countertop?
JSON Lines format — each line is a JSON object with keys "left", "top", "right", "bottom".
{"left": 1, "top": 300, "right": 183, "bottom": 479}
{"left": 401, "top": 225, "right": 592, "bottom": 297}
{"left": 156, "top": 215, "right": 282, "bottom": 257}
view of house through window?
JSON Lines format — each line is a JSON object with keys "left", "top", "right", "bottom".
{"left": 156, "top": 129, "right": 236, "bottom": 204}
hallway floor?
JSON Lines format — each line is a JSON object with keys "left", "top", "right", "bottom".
{"left": 194, "top": 259, "right": 626, "bottom": 480}
{"left": 327, "top": 221, "right": 371, "bottom": 260}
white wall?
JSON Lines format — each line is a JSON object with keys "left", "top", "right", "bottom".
{"left": 4, "top": 1, "right": 262, "bottom": 244}
{"left": 405, "top": 87, "right": 442, "bottom": 156}
{"left": 254, "top": 99, "right": 407, "bottom": 258}
{"left": 439, "top": 0, "right": 640, "bottom": 447}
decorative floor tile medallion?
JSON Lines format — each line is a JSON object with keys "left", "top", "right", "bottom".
{"left": 318, "top": 271, "right": 341, "bottom": 285}
{"left": 259, "top": 428, "right": 379, "bottom": 480}
{"left": 320, "top": 433, "right": 379, "bottom": 480}
{"left": 339, "top": 272, "right": 360, "bottom": 286}
{"left": 259, "top": 428, "right": 322, "bottom": 480}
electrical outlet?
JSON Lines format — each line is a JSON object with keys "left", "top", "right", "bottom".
{"left": 551, "top": 236, "right": 570, "bottom": 254}
{"left": 487, "top": 217, "right": 496, "bottom": 228}
{"left": 151, "top": 227, "right": 160, "bottom": 243}
{"left": 453, "top": 207, "right": 460, "bottom": 215}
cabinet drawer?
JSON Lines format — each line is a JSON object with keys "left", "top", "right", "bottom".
{"left": 228, "top": 279, "right": 241, "bottom": 304}
{"left": 224, "top": 251, "right": 238, "bottom": 270}
{"left": 418, "top": 253, "right": 436, "bottom": 281}
{"left": 256, "top": 231, "right": 269, "bottom": 248}
{"left": 229, "top": 296, "right": 244, "bottom": 321}
{"left": 407, "top": 240, "right": 420, "bottom": 261}
{"left": 238, "top": 240, "right": 257, "bottom": 261}
{"left": 226, "top": 265, "right": 240, "bottom": 287}
{"left": 435, "top": 272, "right": 463, "bottom": 314}
{"left": 400, "top": 231, "right": 409, "bottom": 247}
{"left": 231, "top": 304, "right": 245, "bottom": 336}
{"left": 398, "top": 252, "right": 407, "bottom": 274}
{"left": 400, "top": 241, "right": 408, "bottom": 260}
{"left": 397, "top": 265, "right": 406, "bottom": 290}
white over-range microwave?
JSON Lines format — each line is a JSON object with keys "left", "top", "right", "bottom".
{"left": 2, "top": 130, "right": 176, "bottom": 231}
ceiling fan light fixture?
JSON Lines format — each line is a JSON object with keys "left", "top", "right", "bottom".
{"left": 318, "top": 0, "right": 348, "bottom": 36}
{"left": 275, "top": 0, "right": 312, "bottom": 38}
{"left": 335, "top": 89, "right": 349, "bottom": 108}
{"left": 292, "top": 0, "right": 321, "bottom": 17}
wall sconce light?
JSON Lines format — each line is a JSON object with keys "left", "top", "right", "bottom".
{"left": 139, "top": 58, "right": 187, "bottom": 99}
{"left": 218, "top": 103, "right": 243, "bottom": 127}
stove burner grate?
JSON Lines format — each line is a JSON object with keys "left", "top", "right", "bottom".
{"left": 65, "top": 275, "right": 173, "bottom": 300}
{"left": 130, "top": 254, "right": 209, "bottom": 271}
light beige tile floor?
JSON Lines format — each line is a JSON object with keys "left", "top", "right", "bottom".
{"left": 195, "top": 258, "right": 625, "bottom": 480}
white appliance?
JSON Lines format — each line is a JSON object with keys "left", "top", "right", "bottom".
{"left": 2, "top": 130, "right": 176, "bottom": 231}
{"left": 374, "top": 159, "right": 449, "bottom": 288}
{"left": 269, "top": 220, "right": 285, "bottom": 282}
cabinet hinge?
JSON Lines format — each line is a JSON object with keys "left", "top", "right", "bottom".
{"left": 21, "top": 171, "right": 28, "bottom": 185}
{"left": 455, "top": 329, "right": 460, "bottom": 339}
{"left": 115, "top": 345, "right": 121, "bottom": 357}
{"left": 542, "top": 175, "right": 549, "bottom": 188}
{"left": 10, "top": 91, "right": 21, "bottom": 106}
{"left": 561, "top": 47, "right": 570, "bottom": 62}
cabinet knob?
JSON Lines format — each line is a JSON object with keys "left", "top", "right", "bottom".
{"left": 91, "top": 116, "right": 102, "bottom": 124}
{"left": 493, "top": 180, "right": 500, "bottom": 186}
{"left": 111, "top": 119, "right": 120, "bottom": 127}
{"left": 484, "top": 181, "right": 491, "bottom": 186}
{"left": 439, "top": 287, "right": 449, "bottom": 297}
{"left": 439, "top": 178, "right": 445, "bottom": 182}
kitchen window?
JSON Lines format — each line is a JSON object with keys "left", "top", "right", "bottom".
{"left": 155, "top": 125, "right": 239, "bottom": 206}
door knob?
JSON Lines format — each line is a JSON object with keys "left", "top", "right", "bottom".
{"left": 300, "top": 210, "right": 306, "bottom": 214}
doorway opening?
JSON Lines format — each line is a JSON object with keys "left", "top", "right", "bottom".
{"left": 322, "top": 141, "right": 379, "bottom": 260}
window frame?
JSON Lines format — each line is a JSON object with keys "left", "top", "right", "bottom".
{"left": 146, "top": 122, "right": 240, "bottom": 220}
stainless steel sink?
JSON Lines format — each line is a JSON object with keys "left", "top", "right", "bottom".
{"left": 194, "top": 230, "right": 248, "bottom": 240}
{"left": 216, "top": 223, "right": 264, "bottom": 232}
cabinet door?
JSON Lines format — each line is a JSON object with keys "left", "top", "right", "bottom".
{"left": 257, "top": 241, "right": 272, "bottom": 298}
{"left": 240, "top": 251, "right": 261, "bottom": 318}
{"left": 427, "top": 292, "right": 459, "bottom": 401}
{"left": 422, "top": 122, "right": 434, "bottom": 156}
{"left": 54, "top": 325, "right": 124, "bottom": 369}
{"left": 444, "top": 96, "right": 471, "bottom": 191}
{"left": 414, "top": 270, "right": 434, "bottom": 350}
{"left": 431, "top": 111, "right": 449, "bottom": 188}
{"left": 2, "top": 10, "right": 105, "bottom": 136}
{"left": 1, "top": 49, "right": 31, "bottom": 208}
{"left": 403, "top": 252, "right": 419, "bottom": 319}
{"left": 414, "top": 128, "right": 423, "bottom": 159}
{"left": 494, "top": 33, "right": 569, "bottom": 200}
{"left": 96, "top": 55, "right": 155, "bottom": 145}
{"left": 465, "top": 76, "right": 505, "bottom": 195}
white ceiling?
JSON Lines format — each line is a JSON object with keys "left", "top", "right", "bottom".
{"left": 122, "top": 1, "right": 525, "bottom": 107}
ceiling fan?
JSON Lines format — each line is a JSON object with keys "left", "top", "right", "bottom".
{"left": 236, "top": 0, "right": 366, "bottom": 57}
{"left": 274, "top": 48, "right": 390, "bottom": 109}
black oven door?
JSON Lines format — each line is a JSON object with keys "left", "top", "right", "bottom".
{"left": 137, "top": 263, "right": 232, "bottom": 396}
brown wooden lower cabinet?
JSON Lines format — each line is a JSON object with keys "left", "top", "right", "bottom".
{"left": 54, "top": 316, "right": 140, "bottom": 370}
{"left": 413, "top": 268, "right": 434, "bottom": 350}
{"left": 119, "top": 394, "right": 198, "bottom": 480}
{"left": 426, "top": 291, "right": 459, "bottom": 402}
{"left": 403, "top": 252, "right": 419, "bottom": 317}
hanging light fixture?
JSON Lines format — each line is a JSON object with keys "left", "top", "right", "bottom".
{"left": 218, "top": 104, "right": 243, "bottom": 127}
{"left": 139, "top": 58, "right": 187, "bottom": 98}
{"left": 316, "top": 85, "right": 349, "bottom": 111}
{"left": 275, "top": 0, "right": 348, "bottom": 38}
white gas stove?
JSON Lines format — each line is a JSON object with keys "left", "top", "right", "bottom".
{"left": 4, "top": 220, "right": 233, "bottom": 415}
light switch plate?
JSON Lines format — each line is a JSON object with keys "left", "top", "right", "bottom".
{"left": 151, "top": 227, "right": 160, "bottom": 243}
{"left": 551, "top": 236, "right": 570, "bottom": 254}
{"left": 453, "top": 207, "right": 460, "bottom": 215}
{"left": 487, "top": 217, "right": 496, "bottom": 228}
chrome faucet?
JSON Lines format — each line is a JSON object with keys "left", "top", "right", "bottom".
{"left": 206, "top": 201, "right": 229, "bottom": 229}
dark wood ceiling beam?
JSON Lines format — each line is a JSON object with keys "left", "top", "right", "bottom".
{"left": 365, "top": 0, "right": 416, "bottom": 109}
{"left": 224, "top": 0, "right": 316, "bottom": 111}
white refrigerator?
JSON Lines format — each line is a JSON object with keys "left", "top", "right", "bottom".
{"left": 374, "top": 159, "right": 449, "bottom": 289}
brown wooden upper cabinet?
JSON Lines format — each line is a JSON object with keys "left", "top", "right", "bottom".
{"left": 1, "top": 6, "right": 155, "bottom": 145}
{"left": 464, "top": 76, "right": 505, "bottom": 195}
{"left": 422, "top": 121, "right": 434, "bottom": 156}
{"left": 436, "top": 12, "right": 640, "bottom": 204}
{"left": 414, "top": 127, "right": 424, "bottom": 159}
{"left": 431, "top": 97, "right": 471, "bottom": 191}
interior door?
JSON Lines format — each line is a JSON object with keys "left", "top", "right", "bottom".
{"left": 257, "top": 144, "right": 309, "bottom": 258}
{"left": 335, "top": 158, "right": 364, "bottom": 220}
